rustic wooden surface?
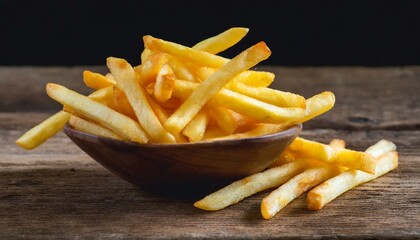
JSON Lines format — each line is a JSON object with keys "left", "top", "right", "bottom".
{"left": 1, "top": 66, "right": 419, "bottom": 239}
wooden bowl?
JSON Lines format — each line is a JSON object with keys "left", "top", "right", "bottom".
{"left": 63, "top": 124, "right": 302, "bottom": 197}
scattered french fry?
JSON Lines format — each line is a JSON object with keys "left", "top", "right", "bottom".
{"left": 261, "top": 163, "right": 341, "bottom": 219}
{"left": 288, "top": 137, "right": 377, "bottom": 174}
{"left": 307, "top": 140, "right": 398, "bottom": 210}
{"left": 194, "top": 159, "right": 314, "bottom": 211}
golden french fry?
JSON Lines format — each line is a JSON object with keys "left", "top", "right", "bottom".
{"left": 209, "top": 107, "right": 238, "bottom": 134}
{"left": 192, "top": 27, "right": 249, "bottom": 54}
{"left": 227, "top": 82, "right": 306, "bottom": 108}
{"left": 112, "top": 86, "right": 137, "bottom": 120}
{"left": 288, "top": 137, "right": 377, "bottom": 174}
{"left": 167, "top": 56, "right": 196, "bottom": 82}
{"left": 261, "top": 163, "right": 341, "bottom": 219}
{"left": 182, "top": 110, "right": 209, "bottom": 142}
{"left": 83, "top": 70, "right": 116, "bottom": 89}
{"left": 307, "top": 146, "right": 398, "bottom": 210}
{"left": 227, "top": 71, "right": 275, "bottom": 88}
{"left": 15, "top": 111, "right": 71, "bottom": 150}
{"left": 154, "top": 64, "right": 176, "bottom": 102}
{"left": 15, "top": 86, "right": 117, "bottom": 150}
{"left": 164, "top": 42, "right": 272, "bottom": 134}
{"left": 194, "top": 159, "right": 313, "bottom": 211}
{"left": 107, "top": 57, "right": 175, "bottom": 143}
{"left": 202, "top": 126, "right": 227, "bottom": 140}
{"left": 69, "top": 115, "right": 123, "bottom": 140}
{"left": 144, "top": 35, "right": 229, "bottom": 68}
{"left": 46, "top": 83, "right": 148, "bottom": 144}
{"left": 365, "top": 139, "right": 397, "bottom": 158}
{"left": 139, "top": 52, "right": 168, "bottom": 86}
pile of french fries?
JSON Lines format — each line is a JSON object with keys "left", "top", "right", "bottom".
{"left": 16, "top": 27, "right": 334, "bottom": 148}
{"left": 15, "top": 27, "right": 398, "bottom": 219}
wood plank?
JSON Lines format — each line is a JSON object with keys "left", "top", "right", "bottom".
{"left": 2, "top": 117, "right": 419, "bottom": 239}
{"left": 1, "top": 66, "right": 420, "bottom": 130}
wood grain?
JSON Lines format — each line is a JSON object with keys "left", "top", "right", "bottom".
{"left": 1, "top": 66, "right": 419, "bottom": 239}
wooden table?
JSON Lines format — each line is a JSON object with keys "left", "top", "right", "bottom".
{"left": 1, "top": 66, "right": 419, "bottom": 239}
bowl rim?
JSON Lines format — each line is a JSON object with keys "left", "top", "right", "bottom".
{"left": 63, "top": 123, "right": 302, "bottom": 149}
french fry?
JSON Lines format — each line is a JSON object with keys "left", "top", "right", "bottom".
{"left": 228, "top": 71, "right": 275, "bottom": 88}
{"left": 46, "top": 83, "right": 148, "bottom": 144}
{"left": 139, "top": 52, "right": 168, "bottom": 86}
{"left": 69, "top": 115, "right": 123, "bottom": 140}
{"left": 307, "top": 140, "right": 398, "bottom": 210}
{"left": 288, "top": 137, "right": 377, "bottom": 174}
{"left": 209, "top": 107, "right": 238, "bottom": 134}
{"left": 15, "top": 111, "right": 71, "bottom": 150}
{"left": 192, "top": 27, "right": 249, "bottom": 54}
{"left": 226, "top": 82, "right": 306, "bottom": 108}
{"left": 167, "top": 56, "right": 196, "bottom": 82}
{"left": 154, "top": 64, "right": 176, "bottom": 102}
{"left": 112, "top": 86, "right": 137, "bottom": 120}
{"left": 16, "top": 86, "right": 117, "bottom": 150}
{"left": 83, "top": 70, "right": 116, "bottom": 89}
{"left": 140, "top": 48, "right": 153, "bottom": 64}
{"left": 195, "top": 67, "right": 216, "bottom": 82}
{"left": 261, "top": 163, "right": 341, "bottom": 219}
{"left": 105, "top": 73, "right": 115, "bottom": 81}
{"left": 107, "top": 57, "right": 175, "bottom": 143}
{"left": 164, "top": 42, "right": 272, "bottom": 133}
{"left": 144, "top": 35, "right": 228, "bottom": 68}
{"left": 182, "top": 110, "right": 209, "bottom": 142}
{"left": 194, "top": 159, "right": 314, "bottom": 211}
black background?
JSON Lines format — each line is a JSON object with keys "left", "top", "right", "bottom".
{"left": 1, "top": 0, "right": 419, "bottom": 66}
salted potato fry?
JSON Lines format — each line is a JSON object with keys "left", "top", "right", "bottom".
{"left": 261, "top": 163, "right": 341, "bottom": 219}
{"left": 105, "top": 73, "right": 115, "bottom": 81}
{"left": 194, "top": 159, "right": 313, "bottom": 211}
{"left": 88, "top": 86, "right": 114, "bottom": 104}
{"left": 15, "top": 111, "right": 71, "bottom": 150}
{"left": 154, "top": 64, "right": 176, "bottom": 102}
{"left": 46, "top": 83, "right": 148, "bottom": 144}
{"left": 307, "top": 148, "right": 398, "bottom": 210}
{"left": 288, "top": 137, "right": 377, "bottom": 174}
{"left": 164, "top": 42, "right": 272, "bottom": 133}
{"left": 69, "top": 115, "right": 123, "bottom": 140}
{"left": 107, "top": 57, "right": 175, "bottom": 143}
{"left": 182, "top": 110, "right": 209, "bottom": 142}
{"left": 192, "top": 27, "right": 249, "bottom": 54}
{"left": 83, "top": 70, "right": 116, "bottom": 89}
{"left": 227, "top": 82, "right": 306, "bottom": 108}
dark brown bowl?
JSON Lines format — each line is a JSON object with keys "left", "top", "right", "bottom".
{"left": 63, "top": 124, "right": 302, "bottom": 197}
